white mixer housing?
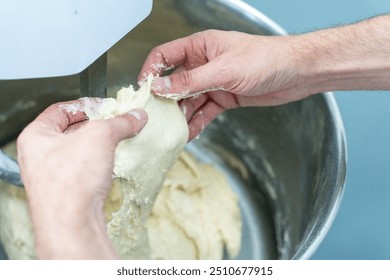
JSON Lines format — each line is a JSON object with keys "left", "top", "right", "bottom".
{"left": 0, "top": 0, "right": 153, "bottom": 79}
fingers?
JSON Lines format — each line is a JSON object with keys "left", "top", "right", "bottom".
{"left": 104, "top": 109, "right": 148, "bottom": 144}
{"left": 138, "top": 34, "right": 200, "bottom": 81}
{"left": 187, "top": 101, "right": 224, "bottom": 141}
{"left": 31, "top": 99, "right": 148, "bottom": 145}
{"left": 138, "top": 31, "right": 226, "bottom": 97}
{"left": 179, "top": 95, "right": 208, "bottom": 121}
{"left": 34, "top": 100, "right": 88, "bottom": 133}
{"left": 152, "top": 60, "right": 227, "bottom": 98}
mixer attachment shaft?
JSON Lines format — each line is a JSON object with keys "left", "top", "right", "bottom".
{"left": 80, "top": 53, "right": 108, "bottom": 98}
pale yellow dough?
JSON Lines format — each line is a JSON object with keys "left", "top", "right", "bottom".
{"left": 0, "top": 78, "right": 242, "bottom": 260}
{"left": 147, "top": 151, "right": 241, "bottom": 259}
{"left": 83, "top": 77, "right": 189, "bottom": 259}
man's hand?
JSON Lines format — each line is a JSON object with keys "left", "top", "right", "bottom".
{"left": 139, "top": 16, "right": 390, "bottom": 140}
{"left": 17, "top": 99, "right": 148, "bottom": 259}
{"left": 138, "top": 30, "right": 310, "bottom": 140}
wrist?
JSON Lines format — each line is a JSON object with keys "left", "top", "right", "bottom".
{"left": 26, "top": 175, "right": 106, "bottom": 217}
{"left": 33, "top": 206, "right": 116, "bottom": 259}
{"left": 27, "top": 182, "right": 115, "bottom": 259}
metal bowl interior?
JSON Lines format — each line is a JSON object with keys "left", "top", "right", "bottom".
{"left": 0, "top": 0, "right": 346, "bottom": 259}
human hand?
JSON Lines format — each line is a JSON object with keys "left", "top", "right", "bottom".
{"left": 138, "top": 30, "right": 311, "bottom": 140}
{"left": 140, "top": 16, "right": 390, "bottom": 141}
{"left": 17, "top": 99, "right": 148, "bottom": 259}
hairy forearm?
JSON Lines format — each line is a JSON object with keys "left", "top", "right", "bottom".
{"left": 297, "top": 15, "right": 390, "bottom": 93}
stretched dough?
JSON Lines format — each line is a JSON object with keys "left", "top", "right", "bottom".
{"left": 83, "top": 77, "right": 189, "bottom": 259}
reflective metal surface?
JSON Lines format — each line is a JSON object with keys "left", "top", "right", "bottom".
{"left": 0, "top": 0, "right": 346, "bottom": 259}
{"left": 80, "top": 53, "right": 108, "bottom": 98}
{"left": 0, "top": 150, "right": 22, "bottom": 187}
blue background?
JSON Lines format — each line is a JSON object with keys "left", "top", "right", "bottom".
{"left": 241, "top": 0, "right": 390, "bottom": 259}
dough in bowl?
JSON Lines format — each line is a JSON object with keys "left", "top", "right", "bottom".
{"left": 0, "top": 77, "right": 242, "bottom": 259}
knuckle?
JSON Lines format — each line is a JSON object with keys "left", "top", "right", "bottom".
{"left": 150, "top": 47, "right": 167, "bottom": 64}
{"left": 178, "top": 70, "right": 193, "bottom": 89}
{"left": 16, "top": 133, "right": 27, "bottom": 151}
{"left": 123, "top": 116, "right": 138, "bottom": 136}
{"left": 16, "top": 125, "right": 34, "bottom": 148}
{"left": 100, "top": 121, "right": 115, "bottom": 136}
{"left": 87, "top": 121, "right": 112, "bottom": 139}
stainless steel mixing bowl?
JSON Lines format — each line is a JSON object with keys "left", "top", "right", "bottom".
{"left": 0, "top": 0, "right": 346, "bottom": 259}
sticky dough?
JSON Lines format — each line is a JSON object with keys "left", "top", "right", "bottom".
{"left": 147, "top": 151, "right": 241, "bottom": 259}
{"left": 0, "top": 78, "right": 242, "bottom": 259}
{"left": 82, "top": 77, "right": 189, "bottom": 259}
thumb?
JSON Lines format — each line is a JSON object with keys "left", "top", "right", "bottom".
{"left": 105, "top": 108, "right": 148, "bottom": 144}
{"left": 151, "top": 61, "right": 225, "bottom": 99}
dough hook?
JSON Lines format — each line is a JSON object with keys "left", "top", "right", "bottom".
{"left": 0, "top": 149, "right": 23, "bottom": 187}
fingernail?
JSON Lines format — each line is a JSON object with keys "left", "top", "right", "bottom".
{"left": 152, "top": 76, "right": 171, "bottom": 92}
{"left": 128, "top": 109, "right": 146, "bottom": 121}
